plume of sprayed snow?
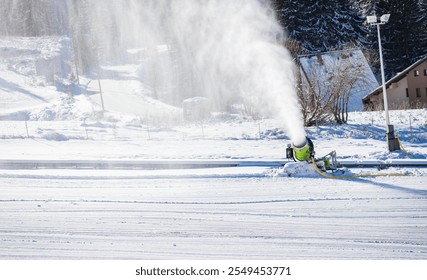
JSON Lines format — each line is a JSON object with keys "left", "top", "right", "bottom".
{"left": 69, "top": 0, "right": 307, "bottom": 145}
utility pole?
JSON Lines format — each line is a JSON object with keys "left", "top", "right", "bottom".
{"left": 367, "top": 14, "right": 400, "bottom": 152}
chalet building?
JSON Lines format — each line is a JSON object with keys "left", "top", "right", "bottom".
{"left": 363, "top": 56, "right": 427, "bottom": 110}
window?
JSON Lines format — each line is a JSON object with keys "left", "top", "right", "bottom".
{"left": 416, "top": 88, "right": 421, "bottom": 98}
{"left": 414, "top": 70, "right": 420, "bottom": 77}
{"left": 406, "top": 88, "right": 409, "bottom": 97}
{"left": 426, "top": 88, "right": 427, "bottom": 97}
{"left": 424, "top": 69, "right": 427, "bottom": 76}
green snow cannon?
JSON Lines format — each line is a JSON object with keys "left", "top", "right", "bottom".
{"left": 292, "top": 137, "right": 314, "bottom": 162}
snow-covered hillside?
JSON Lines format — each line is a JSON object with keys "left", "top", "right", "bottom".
{"left": 0, "top": 36, "right": 426, "bottom": 260}
{"left": 0, "top": 37, "right": 184, "bottom": 125}
{"left": 0, "top": 37, "right": 67, "bottom": 119}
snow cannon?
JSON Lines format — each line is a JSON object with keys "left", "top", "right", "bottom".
{"left": 286, "top": 137, "right": 314, "bottom": 162}
{"left": 286, "top": 137, "right": 339, "bottom": 171}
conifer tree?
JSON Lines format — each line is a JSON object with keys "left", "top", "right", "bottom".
{"left": 364, "top": 0, "right": 425, "bottom": 78}
{"left": 273, "top": 0, "right": 367, "bottom": 53}
{"left": 0, "top": 0, "right": 68, "bottom": 36}
{"left": 417, "top": 0, "right": 427, "bottom": 57}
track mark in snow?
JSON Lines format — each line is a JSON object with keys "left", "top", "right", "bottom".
{"left": 0, "top": 196, "right": 425, "bottom": 205}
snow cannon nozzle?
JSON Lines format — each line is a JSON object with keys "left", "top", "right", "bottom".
{"left": 287, "top": 137, "right": 314, "bottom": 162}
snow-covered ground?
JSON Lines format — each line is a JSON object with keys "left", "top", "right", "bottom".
{"left": 0, "top": 37, "right": 426, "bottom": 259}
{"left": 0, "top": 117, "right": 426, "bottom": 259}
{"left": 1, "top": 171, "right": 426, "bottom": 259}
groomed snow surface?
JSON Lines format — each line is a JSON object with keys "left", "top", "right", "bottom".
{"left": 0, "top": 169, "right": 426, "bottom": 259}
{"left": 0, "top": 112, "right": 426, "bottom": 260}
{"left": 1, "top": 37, "right": 427, "bottom": 260}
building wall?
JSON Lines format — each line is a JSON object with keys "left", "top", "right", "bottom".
{"left": 367, "top": 77, "right": 409, "bottom": 110}
{"left": 366, "top": 60, "right": 427, "bottom": 110}
{"left": 387, "top": 76, "right": 409, "bottom": 108}
{"left": 406, "top": 61, "right": 427, "bottom": 107}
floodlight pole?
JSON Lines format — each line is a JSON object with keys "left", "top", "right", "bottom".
{"left": 376, "top": 23, "right": 390, "bottom": 130}
{"left": 368, "top": 14, "right": 400, "bottom": 152}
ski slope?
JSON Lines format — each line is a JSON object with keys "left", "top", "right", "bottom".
{"left": 0, "top": 168, "right": 426, "bottom": 259}
{"left": 0, "top": 36, "right": 426, "bottom": 260}
{"left": 0, "top": 125, "right": 426, "bottom": 259}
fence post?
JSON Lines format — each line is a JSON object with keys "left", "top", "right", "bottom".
{"left": 83, "top": 118, "right": 89, "bottom": 140}
{"left": 24, "top": 120, "right": 30, "bottom": 138}
{"left": 146, "top": 116, "right": 151, "bottom": 140}
{"left": 201, "top": 121, "right": 205, "bottom": 139}
{"left": 98, "top": 78, "right": 105, "bottom": 112}
{"left": 147, "top": 126, "right": 151, "bottom": 140}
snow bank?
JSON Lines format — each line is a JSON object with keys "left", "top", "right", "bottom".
{"left": 279, "top": 162, "right": 321, "bottom": 177}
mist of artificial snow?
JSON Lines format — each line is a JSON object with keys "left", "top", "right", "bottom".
{"left": 14, "top": 0, "right": 308, "bottom": 146}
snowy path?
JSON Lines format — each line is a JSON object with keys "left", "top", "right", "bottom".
{"left": 0, "top": 168, "right": 426, "bottom": 259}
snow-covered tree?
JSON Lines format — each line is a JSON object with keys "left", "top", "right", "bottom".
{"left": 0, "top": 0, "right": 67, "bottom": 36}
{"left": 273, "top": 0, "right": 367, "bottom": 53}
{"left": 362, "top": 0, "right": 426, "bottom": 78}
{"left": 417, "top": 0, "right": 427, "bottom": 57}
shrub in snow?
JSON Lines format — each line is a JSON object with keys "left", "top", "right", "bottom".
{"left": 41, "top": 132, "right": 69, "bottom": 141}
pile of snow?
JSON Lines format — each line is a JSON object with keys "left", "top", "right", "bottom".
{"left": 280, "top": 161, "right": 322, "bottom": 177}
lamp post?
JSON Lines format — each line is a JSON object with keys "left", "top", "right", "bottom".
{"left": 367, "top": 14, "right": 400, "bottom": 152}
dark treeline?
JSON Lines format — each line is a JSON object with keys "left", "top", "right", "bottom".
{"left": 0, "top": 0, "right": 69, "bottom": 36}
{"left": 272, "top": 0, "right": 427, "bottom": 78}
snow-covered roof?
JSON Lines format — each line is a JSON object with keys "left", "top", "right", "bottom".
{"left": 298, "top": 49, "right": 379, "bottom": 111}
